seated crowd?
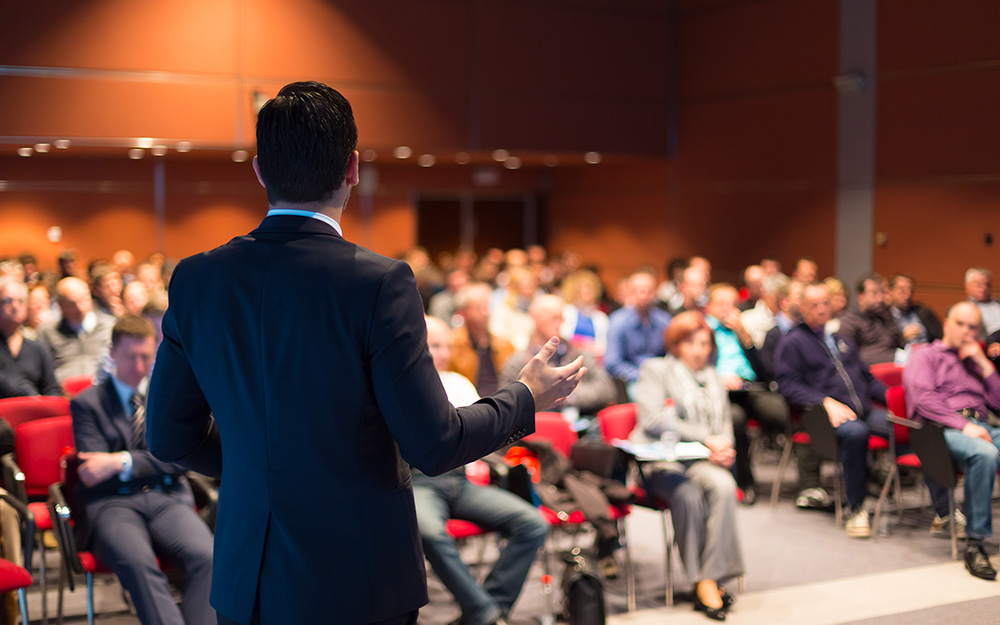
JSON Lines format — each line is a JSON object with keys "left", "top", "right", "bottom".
{"left": 2, "top": 244, "right": 1000, "bottom": 624}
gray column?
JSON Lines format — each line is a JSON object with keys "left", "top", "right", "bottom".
{"left": 835, "top": 0, "right": 877, "bottom": 284}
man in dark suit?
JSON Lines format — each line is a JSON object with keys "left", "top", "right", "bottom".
{"left": 145, "top": 81, "right": 584, "bottom": 625}
{"left": 72, "top": 315, "right": 214, "bottom": 625}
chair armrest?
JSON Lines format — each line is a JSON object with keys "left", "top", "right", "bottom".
{"left": 0, "top": 491, "right": 34, "bottom": 572}
{"left": 48, "top": 482, "right": 82, "bottom": 588}
{"left": 0, "top": 453, "right": 28, "bottom": 504}
{"left": 886, "top": 413, "right": 923, "bottom": 429}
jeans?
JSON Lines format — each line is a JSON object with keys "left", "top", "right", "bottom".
{"left": 942, "top": 420, "right": 1000, "bottom": 541}
{"left": 412, "top": 472, "right": 548, "bottom": 625}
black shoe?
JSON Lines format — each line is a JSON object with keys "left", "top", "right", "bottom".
{"left": 720, "top": 588, "right": 735, "bottom": 609}
{"left": 693, "top": 592, "right": 728, "bottom": 621}
{"left": 741, "top": 486, "right": 757, "bottom": 506}
{"left": 965, "top": 544, "right": 997, "bottom": 581}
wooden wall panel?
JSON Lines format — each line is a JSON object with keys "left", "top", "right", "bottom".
{"left": 0, "top": 0, "right": 236, "bottom": 74}
{"left": 877, "top": 67, "right": 1000, "bottom": 178}
{"left": 0, "top": 76, "right": 239, "bottom": 144}
{"left": 878, "top": 0, "right": 1000, "bottom": 72}
{"left": 679, "top": 0, "right": 838, "bottom": 99}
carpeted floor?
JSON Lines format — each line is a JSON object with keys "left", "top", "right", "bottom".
{"left": 24, "top": 450, "right": 1000, "bottom": 624}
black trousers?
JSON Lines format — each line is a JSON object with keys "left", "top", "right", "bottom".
{"left": 730, "top": 389, "right": 790, "bottom": 489}
{"left": 218, "top": 609, "right": 419, "bottom": 625}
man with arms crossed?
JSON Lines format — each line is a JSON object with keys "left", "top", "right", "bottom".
{"left": 146, "top": 82, "right": 583, "bottom": 625}
{"left": 904, "top": 302, "right": 1000, "bottom": 580}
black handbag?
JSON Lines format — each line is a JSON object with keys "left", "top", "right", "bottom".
{"left": 561, "top": 547, "right": 606, "bottom": 625}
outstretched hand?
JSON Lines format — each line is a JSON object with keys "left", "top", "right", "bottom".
{"left": 516, "top": 337, "right": 587, "bottom": 412}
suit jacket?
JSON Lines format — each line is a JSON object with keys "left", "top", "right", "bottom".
{"left": 146, "top": 215, "right": 535, "bottom": 625}
{"left": 70, "top": 379, "right": 192, "bottom": 548}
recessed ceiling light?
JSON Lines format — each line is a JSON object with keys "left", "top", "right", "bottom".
{"left": 128, "top": 148, "right": 144, "bottom": 160}
{"left": 361, "top": 149, "right": 377, "bottom": 162}
{"left": 176, "top": 141, "right": 193, "bottom": 153}
{"left": 492, "top": 149, "right": 510, "bottom": 162}
{"left": 151, "top": 145, "right": 168, "bottom": 157}
{"left": 543, "top": 155, "right": 559, "bottom": 167}
{"left": 17, "top": 147, "right": 32, "bottom": 157}
{"left": 135, "top": 138, "right": 154, "bottom": 149}
{"left": 34, "top": 143, "right": 50, "bottom": 153}
{"left": 504, "top": 156, "right": 522, "bottom": 170}
{"left": 418, "top": 154, "right": 436, "bottom": 167}
{"left": 232, "top": 150, "right": 250, "bottom": 163}
{"left": 455, "top": 152, "right": 470, "bottom": 165}
{"left": 584, "top": 151, "right": 602, "bottom": 164}
{"left": 393, "top": 146, "right": 413, "bottom": 159}
{"left": 54, "top": 139, "right": 71, "bottom": 149}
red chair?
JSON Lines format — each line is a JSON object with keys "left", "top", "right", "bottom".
{"left": 595, "top": 403, "right": 676, "bottom": 609}
{"left": 3, "top": 415, "right": 75, "bottom": 623}
{"left": 869, "top": 363, "right": 904, "bottom": 389}
{"left": 525, "top": 412, "right": 632, "bottom": 607}
{"left": 61, "top": 375, "right": 94, "bottom": 398}
{"left": 0, "top": 490, "right": 36, "bottom": 625}
{"left": 872, "top": 386, "right": 961, "bottom": 559}
{"left": 0, "top": 395, "right": 71, "bottom": 430}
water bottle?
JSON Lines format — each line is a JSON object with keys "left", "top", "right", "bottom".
{"left": 660, "top": 399, "right": 678, "bottom": 461}
{"left": 538, "top": 573, "right": 556, "bottom": 625}
{"left": 877, "top": 514, "right": 890, "bottom": 538}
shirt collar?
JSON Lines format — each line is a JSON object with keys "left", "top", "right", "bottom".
{"left": 266, "top": 209, "right": 343, "bottom": 236}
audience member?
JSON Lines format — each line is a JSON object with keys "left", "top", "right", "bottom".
{"left": 665, "top": 265, "right": 710, "bottom": 317}
{"left": 656, "top": 257, "right": 688, "bottom": 312}
{"left": 24, "top": 283, "right": 54, "bottom": 339}
{"left": 72, "top": 315, "right": 215, "bottom": 624}
{"left": 823, "top": 276, "right": 848, "bottom": 334}
{"left": 428, "top": 269, "right": 470, "bottom": 326}
{"left": 136, "top": 262, "right": 165, "bottom": 297}
{"left": 0, "top": 278, "right": 61, "bottom": 399}
{"left": 605, "top": 270, "right": 671, "bottom": 396}
{"left": 689, "top": 256, "right": 713, "bottom": 283}
{"left": 838, "top": 272, "right": 904, "bottom": 366}
{"left": 737, "top": 264, "right": 765, "bottom": 312}
{"left": 791, "top": 257, "right": 818, "bottom": 284}
{"left": 758, "top": 280, "right": 804, "bottom": 383}
{"left": 501, "top": 295, "right": 615, "bottom": 417}
{"left": 489, "top": 266, "right": 538, "bottom": 352}
{"left": 0, "top": 261, "right": 24, "bottom": 283}
{"left": 559, "top": 269, "right": 610, "bottom": 356}
{"left": 112, "top": 249, "right": 137, "bottom": 284}
{"left": 760, "top": 257, "right": 784, "bottom": 280}
{"left": 450, "top": 283, "right": 516, "bottom": 396}
{"left": 887, "top": 273, "right": 942, "bottom": 347}
{"left": 775, "top": 283, "right": 890, "bottom": 537}
{"left": 57, "top": 249, "right": 79, "bottom": 279}
{"left": 904, "top": 302, "right": 1000, "bottom": 579}
{"left": 965, "top": 267, "right": 1000, "bottom": 336}
{"left": 415, "top": 316, "right": 547, "bottom": 625}
{"left": 703, "top": 284, "right": 789, "bottom": 503}
{"left": 632, "top": 311, "right": 744, "bottom": 620}
{"left": 37, "top": 276, "right": 114, "bottom": 383}
{"left": 122, "top": 281, "right": 150, "bottom": 317}
{"left": 90, "top": 262, "right": 125, "bottom": 318}
{"left": 18, "top": 253, "right": 40, "bottom": 285}
{"left": 740, "top": 273, "right": 786, "bottom": 347}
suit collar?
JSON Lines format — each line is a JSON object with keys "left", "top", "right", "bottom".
{"left": 252, "top": 214, "right": 343, "bottom": 239}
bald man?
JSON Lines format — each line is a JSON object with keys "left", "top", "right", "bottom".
{"left": 414, "top": 316, "right": 547, "bottom": 625}
{"left": 904, "top": 302, "right": 1000, "bottom": 580}
{"left": 37, "top": 276, "right": 115, "bottom": 383}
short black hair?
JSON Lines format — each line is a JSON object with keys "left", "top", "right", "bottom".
{"left": 855, "top": 271, "right": 884, "bottom": 295}
{"left": 255, "top": 81, "right": 358, "bottom": 205}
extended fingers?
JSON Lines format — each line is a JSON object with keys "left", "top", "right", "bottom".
{"left": 532, "top": 337, "right": 561, "bottom": 366}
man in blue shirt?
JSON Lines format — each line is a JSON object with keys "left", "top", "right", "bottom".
{"left": 605, "top": 270, "right": 671, "bottom": 398}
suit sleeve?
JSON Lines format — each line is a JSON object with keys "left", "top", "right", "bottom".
{"left": 145, "top": 268, "right": 222, "bottom": 478}
{"left": 369, "top": 261, "right": 535, "bottom": 476}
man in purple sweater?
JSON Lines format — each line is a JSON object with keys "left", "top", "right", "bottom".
{"left": 904, "top": 301, "right": 1000, "bottom": 580}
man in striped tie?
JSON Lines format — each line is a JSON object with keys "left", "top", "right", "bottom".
{"left": 72, "top": 314, "right": 215, "bottom": 625}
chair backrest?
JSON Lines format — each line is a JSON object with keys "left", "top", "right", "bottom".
{"left": 869, "top": 363, "right": 904, "bottom": 389}
{"left": 61, "top": 375, "right": 94, "bottom": 398}
{"left": 910, "top": 421, "right": 958, "bottom": 488}
{"left": 0, "top": 396, "right": 71, "bottom": 430}
{"left": 525, "top": 412, "right": 577, "bottom": 457}
{"left": 885, "top": 385, "right": 911, "bottom": 446}
{"left": 15, "top": 416, "right": 75, "bottom": 498}
{"left": 596, "top": 403, "right": 637, "bottom": 442}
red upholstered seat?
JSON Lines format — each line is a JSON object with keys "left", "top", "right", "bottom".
{"left": 0, "top": 558, "right": 33, "bottom": 593}
{"left": 61, "top": 375, "right": 94, "bottom": 398}
{"left": 0, "top": 395, "right": 70, "bottom": 429}
{"left": 16, "top": 416, "right": 75, "bottom": 499}
{"left": 445, "top": 519, "right": 487, "bottom": 540}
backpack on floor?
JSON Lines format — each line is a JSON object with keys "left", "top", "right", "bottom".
{"left": 561, "top": 548, "right": 606, "bottom": 625}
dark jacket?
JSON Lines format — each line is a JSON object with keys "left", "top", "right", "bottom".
{"left": 836, "top": 308, "right": 904, "bottom": 367}
{"left": 146, "top": 215, "right": 535, "bottom": 625}
{"left": 775, "top": 322, "right": 886, "bottom": 415}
